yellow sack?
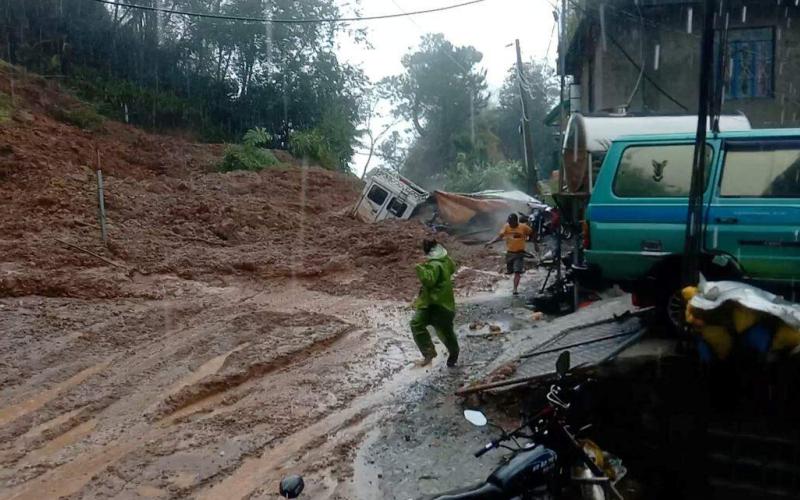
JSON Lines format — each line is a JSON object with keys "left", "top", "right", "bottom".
{"left": 681, "top": 286, "right": 699, "bottom": 301}
{"left": 685, "top": 305, "right": 705, "bottom": 328}
{"left": 700, "top": 325, "right": 733, "bottom": 360}
{"left": 772, "top": 323, "right": 800, "bottom": 351}
{"left": 732, "top": 305, "right": 760, "bottom": 334}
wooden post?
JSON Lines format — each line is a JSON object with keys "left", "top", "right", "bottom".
{"left": 96, "top": 150, "right": 108, "bottom": 244}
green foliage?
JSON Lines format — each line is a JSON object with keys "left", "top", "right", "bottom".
{"left": 443, "top": 158, "right": 527, "bottom": 193}
{"left": 495, "top": 60, "right": 560, "bottom": 180}
{"left": 218, "top": 144, "right": 278, "bottom": 173}
{"left": 289, "top": 129, "right": 338, "bottom": 170}
{"left": 243, "top": 127, "right": 271, "bottom": 148}
{"left": 1, "top": 0, "right": 365, "bottom": 155}
{"left": 52, "top": 104, "right": 104, "bottom": 131}
{"left": 383, "top": 35, "right": 558, "bottom": 194}
{"left": 383, "top": 34, "right": 489, "bottom": 183}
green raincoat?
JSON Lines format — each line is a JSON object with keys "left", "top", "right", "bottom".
{"left": 410, "top": 245, "right": 459, "bottom": 360}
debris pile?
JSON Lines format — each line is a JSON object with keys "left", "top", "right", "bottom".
{"left": 0, "top": 64, "right": 491, "bottom": 301}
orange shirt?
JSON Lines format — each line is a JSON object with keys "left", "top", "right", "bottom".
{"left": 500, "top": 223, "right": 532, "bottom": 253}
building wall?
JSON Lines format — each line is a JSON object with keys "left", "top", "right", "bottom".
{"left": 573, "top": 1, "right": 800, "bottom": 128}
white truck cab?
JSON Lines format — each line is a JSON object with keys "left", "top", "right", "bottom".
{"left": 353, "top": 168, "right": 429, "bottom": 222}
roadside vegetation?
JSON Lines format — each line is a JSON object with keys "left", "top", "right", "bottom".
{"left": 219, "top": 127, "right": 279, "bottom": 173}
{"left": 2, "top": 2, "right": 557, "bottom": 191}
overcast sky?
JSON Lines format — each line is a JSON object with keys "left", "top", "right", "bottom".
{"left": 340, "top": 0, "right": 557, "bottom": 89}
{"left": 337, "top": 0, "right": 558, "bottom": 171}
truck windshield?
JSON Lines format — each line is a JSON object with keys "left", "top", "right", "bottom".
{"left": 721, "top": 146, "right": 800, "bottom": 198}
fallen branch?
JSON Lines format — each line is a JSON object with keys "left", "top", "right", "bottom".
{"left": 54, "top": 238, "right": 127, "bottom": 269}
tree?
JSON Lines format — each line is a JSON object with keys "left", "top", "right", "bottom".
{"left": 383, "top": 34, "right": 489, "bottom": 185}
{"left": 0, "top": 0, "right": 367, "bottom": 165}
{"left": 376, "top": 131, "right": 406, "bottom": 173}
{"left": 356, "top": 85, "right": 402, "bottom": 178}
{"left": 495, "top": 60, "right": 560, "bottom": 182}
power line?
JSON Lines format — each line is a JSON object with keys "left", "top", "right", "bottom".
{"left": 544, "top": 20, "right": 557, "bottom": 63}
{"left": 89, "top": 0, "right": 492, "bottom": 23}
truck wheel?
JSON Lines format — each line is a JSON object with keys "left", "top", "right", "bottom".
{"left": 665, "top": 289, "right": 687, "bottom": 332}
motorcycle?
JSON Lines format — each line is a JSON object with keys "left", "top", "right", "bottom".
{"left": 425, "top": 351, "right": 624, "bottom": 500}
{"left": 279, "top": 352, "right": 625, "bottom": 500}
{"left": 531, "top": 207, "right": 573, "bottom": 243}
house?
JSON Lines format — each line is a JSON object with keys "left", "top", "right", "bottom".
{"left": 562, "top": 0, "right": 800, "bottom": 128}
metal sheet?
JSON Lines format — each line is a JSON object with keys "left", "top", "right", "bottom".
{"left": 513, "top": 314, "right": 646, "bottom": 382}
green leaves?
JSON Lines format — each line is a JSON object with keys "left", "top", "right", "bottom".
{"left": 443, "top": 160, "right": 526, "bottom": 193}
{"left": 242, "top": 127, "right": 272, "bottom": 148}
{"left": 383, "top": 34, "right": 490, "bottom": 185}
{"left": 219, "top": 127, "right": 279, "bottom": 172}
{"left": 3, "top": 0, "right": 365, "bottom": 159}
{"left": 219, "top": 144, "right": 278, "bottom": 173}
{"left": 288, "top": 129, "right": 338, "bottom": 171}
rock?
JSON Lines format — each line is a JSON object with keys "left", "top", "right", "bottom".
{"left": 212, "top": 218, "right": 238, "bottom": 241}
{"left": 489, "top": 325, "right": 502, "bottom": 334}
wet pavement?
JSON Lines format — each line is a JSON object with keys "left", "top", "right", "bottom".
{"left": 338, "top": 271, "right": 549, "bottom": 500}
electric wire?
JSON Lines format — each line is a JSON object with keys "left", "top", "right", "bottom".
{"left": 89, "top": 0, "right": 493, "bottom": 23}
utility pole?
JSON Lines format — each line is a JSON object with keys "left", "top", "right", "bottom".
{"left": 558, "top": 0, "right": 566, "bottom": 194}
{"left": 515, "top": 39, "right": 540, "bottom": 196}
{"left": 682, "top": 0, "right": 716, "bottom": 286}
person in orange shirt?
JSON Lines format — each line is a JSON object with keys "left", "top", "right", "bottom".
{"left": 486, "top": 213, "right": 533, "bottom": 295}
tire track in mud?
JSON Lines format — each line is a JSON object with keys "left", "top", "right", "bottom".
{"left": 193, "top": 360, "right": 437, "bottom": 500}
{"left": 152, "top": 325, "right": 356, "bottom": 422}
{"left": 0, "top": 360, "right": 111, "bottom": 428}
{"left": 2, "top": 321, "right": 392, "bottom": 499}
{"left": 2, "top": 282, "right": 416, "bottom": 500}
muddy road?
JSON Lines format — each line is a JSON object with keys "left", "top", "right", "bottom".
{"left": 0, "top": 267, "right": 544, "bottom": 500}
{"left": 0, "top": 66, "right": 539, "bottom": 499}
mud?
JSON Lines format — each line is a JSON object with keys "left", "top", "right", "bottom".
{"left": 1, "top": 65, "right": 523, "bottom": 499}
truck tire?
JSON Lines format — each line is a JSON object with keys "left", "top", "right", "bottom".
{"left": 665, "top": 289, "right": 687, "bottom": 332}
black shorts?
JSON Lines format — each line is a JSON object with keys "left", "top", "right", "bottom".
{"left": 506, "top": 252, "right": 525, "bottom": 274}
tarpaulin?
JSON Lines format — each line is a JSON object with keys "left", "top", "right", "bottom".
{"left": 433, "top": 190, "right": 539, "bottom": 225}
{"left": 690, "top": 277, "right": 800, "bottom": 329}
{"left": 434, "top": 191, "right": 506, "bottom": 225}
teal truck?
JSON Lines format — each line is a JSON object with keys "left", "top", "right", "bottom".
{"left": 583, "top": 129, "right": 800, "bottom": 325}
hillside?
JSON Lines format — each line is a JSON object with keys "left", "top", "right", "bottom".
{"left": 0, "top": 65, "right": 502, "bottom": 500}
{"left": 0, "top": 63, "right": 489, "bottom": 302}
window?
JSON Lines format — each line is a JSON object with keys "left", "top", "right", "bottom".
{"left": 386, "top": 197, "right": 408, "bottom": 217}
{"left": 721, "top": 146, "right": 800, "bottom": 197}
{"left": 367, "top": 185, "right": 389, "bottom": 206}
{"left": 726, "top": 28, "right": 774, "bottom": 100}
{"left": 613, "top": 144, "right": 712, "bottom": 198}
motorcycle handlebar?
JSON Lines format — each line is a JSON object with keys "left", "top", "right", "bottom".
{"left": 474, "top": 441, "right": 496, "bottom": 457}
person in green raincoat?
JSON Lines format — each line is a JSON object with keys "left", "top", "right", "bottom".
{"left": 410, "top": 239, "right": 459, "bottom": 367}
